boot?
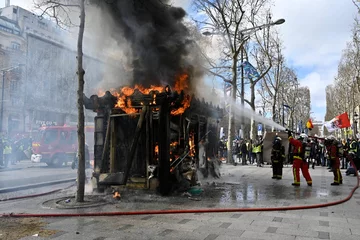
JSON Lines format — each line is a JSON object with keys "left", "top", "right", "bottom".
{"left": 331, "top": 182, "right": 339, "bottom": 186}
{"left": 292, "top": 183, "right": 300, "bottom": 186}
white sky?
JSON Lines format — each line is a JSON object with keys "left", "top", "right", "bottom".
{"left": 6, "top": 0, "right": 359, "bottom": 122}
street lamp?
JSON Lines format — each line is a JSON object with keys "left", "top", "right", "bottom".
{"left": 202, "top": 19, "right": 285, "bottom": 37}
{"left": 1, "top": 63, "right": 25, "bottom": 132}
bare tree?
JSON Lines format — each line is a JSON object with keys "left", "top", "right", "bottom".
{"left": 35, "top": 0, "right": 86, "bottom": 202}
{"left": 193, "top": 0, "right": 271, "bottom": 162}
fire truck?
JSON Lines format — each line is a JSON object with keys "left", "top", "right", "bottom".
{"left": 31, "top": 125, "right": 94, "bottom": 167}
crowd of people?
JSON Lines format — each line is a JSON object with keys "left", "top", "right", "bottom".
{"left": 218, "top": 136, "right": 266, "bottom": 167}
{"left": 218, "top": 132, "right": 360, "bottom": 187}
{"left": 0, "top": 133, "right": 32, "bottom": 168}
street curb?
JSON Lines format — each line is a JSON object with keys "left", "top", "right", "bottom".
{"left": 0, "top": 178, "right": 76, "bottom": 193}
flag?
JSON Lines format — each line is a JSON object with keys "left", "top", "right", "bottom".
{"left": 242, "top": 61, "right": 260, "bottom": 79}
{"left": 306, "top": 119, "right": 314, "bottom": 130}
{"left": 324, "top": 112, "right": 351, "bottom": 132}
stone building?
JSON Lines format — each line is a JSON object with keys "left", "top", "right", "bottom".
{"left": 0, "top": 3, "right": 100, "bottom": 136}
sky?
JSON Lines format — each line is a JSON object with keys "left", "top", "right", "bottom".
{"left": 4, "top": 0, "right": 358, "bottom": 122}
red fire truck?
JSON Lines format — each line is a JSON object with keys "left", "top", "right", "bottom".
{"left": 31, "top": 125, "right": 94, "bottom": 167}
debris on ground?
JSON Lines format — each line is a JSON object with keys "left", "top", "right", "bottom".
{"left": 188, "top": 197, "right": 201, "bottom": 201}
{"left": 182, "top": 192, "right": 192, "bottom": 197}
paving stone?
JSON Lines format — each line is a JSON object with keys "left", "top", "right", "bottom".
{"left": 273, "top": 217, "right": 282, "bottom": 222}
{"left": 320, "top": 212, "right": 329, "bottom": 217}
{"left": 83, "top": 220, "right": 99, "bottom": 226}
{"left": 318, "top": 231, "right": 330, "bottom": 239}
{"left": 265, "top": 227, "right": 277, "bottom": 233}
{"left": 230, "top": 214, "right": 241, "bottom": 218}
{"left": 219, "top": 222, "right": 231, "bottom": 229}
{"left": 158, "top": 229, "right": 174, "bottom": 236}
{"left": 179, "top": 219, "right": 192, "bottom": 224}
{"left": 92, "top": 237, "right": 106, "bottom": 240}
{"left": 204, "top": 234, "right": 219, "bottom": 240}
{"left": 319, "top": 221, "right": 329, "bottom": 227}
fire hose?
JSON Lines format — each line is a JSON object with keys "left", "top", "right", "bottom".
{"left": 0, "top": 158, "right": 358, "bottom": 218}
{"left": 0, "top": 183, "right": 76, "bottom": 202}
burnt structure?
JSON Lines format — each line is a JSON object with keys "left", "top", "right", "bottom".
{"left": 84, "top": 87, "right": 222, "bottom": 195}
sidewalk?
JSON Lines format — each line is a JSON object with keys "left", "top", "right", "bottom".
{"left": 0, "top": 164, "right": 359, "bottom": 240}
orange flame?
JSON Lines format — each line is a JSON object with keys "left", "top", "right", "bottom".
{"left": 97, "top": 72, "right": 191, "bottom": 115}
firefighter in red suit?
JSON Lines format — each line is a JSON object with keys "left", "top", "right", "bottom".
{"left": 288, "top": 131, "right": 312, "bottom": 186}
{"left": 326, "top": 137, "right": 343, "bottom": 185}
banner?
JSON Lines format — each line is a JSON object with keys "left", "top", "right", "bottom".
{"left": 324, "top": 112, "right": 351, "bottom": 132}
{"left": 241, "top": 61, "right": 260, "bottom": 79}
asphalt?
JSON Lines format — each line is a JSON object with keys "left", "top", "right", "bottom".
{"left": 1, "top": 163, "right": 360, "bottom": 240}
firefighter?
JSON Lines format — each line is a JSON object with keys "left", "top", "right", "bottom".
{"left": 326, "top": 137, "right": 342, "bottom": 185}
{"left": 288, "top": 131, "right": 312, "bottom": 186}
{"left": 271, "top": 136, "right": 285, "bottom": 179}
{"left": 304, "top": 139, "right": 312, "bottom": 168}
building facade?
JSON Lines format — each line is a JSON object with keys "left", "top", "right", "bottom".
{"left": 0, "top": 4, "right": 100, "bottom": 136}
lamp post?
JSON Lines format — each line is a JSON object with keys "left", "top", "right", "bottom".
{"left": 202, "top": 18, "right": 285, "bottom": 163}
{"left": 1, "top": 64, "right": 25, "bottom": 132}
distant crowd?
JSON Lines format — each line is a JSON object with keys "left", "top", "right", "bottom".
{"left": 0, "top": 133, "right": 32, "bottom": 168}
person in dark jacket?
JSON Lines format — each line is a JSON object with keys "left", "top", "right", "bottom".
{"left": 271, "top": 136, "right": 285, "bottom": 179}
{"left": 240, "top": 140, "right": 248, "bottom": 165}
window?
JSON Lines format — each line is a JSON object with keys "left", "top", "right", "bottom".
{"left": 38, "top": 21, "right": 47, "bottom": 29}
{"left": 70, "top": 131, "right": 77, "bottom": 144}
{"left": 11, "top": 42, "right": 20, "bottom": 50}
{"left": 13, "top": 8, "right": 17, "bottom": 14}
{"left": 44, "top": 130, "right": 58, "bottom": 144}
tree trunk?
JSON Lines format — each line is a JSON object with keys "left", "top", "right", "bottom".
{"left": 76, "top": 0, "right": 86, "bottom": 203}
{"left": 272, "top": 95, "right": 277, "bottom": 122}
{"left": 227, "top": 54, "right": 238, "bottom": 164}
{"left": 250, "top": 82, "right": 257, "bottom": 140}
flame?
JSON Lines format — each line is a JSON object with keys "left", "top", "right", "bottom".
{"left": 154, "top": 145, "right": 159, "bottom": 155}
{"left": 97, "top": 72, "right": 191, "bottom": 115}
{"left": 189, "top": 133, "right": 196, "bottom": 157}
{"left": 113, "top": 191, "right": 121, "bottom": 199}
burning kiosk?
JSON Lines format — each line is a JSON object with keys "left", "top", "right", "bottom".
{"left": 84, "top": 75, "right": 223, "bottom": 195}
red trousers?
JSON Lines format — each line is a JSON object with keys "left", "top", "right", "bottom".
{"left": 332, "top": 160, "right": 342, "bottom": 183}
{"left": 292, "top": 159, "right": 312, "bottom": 185}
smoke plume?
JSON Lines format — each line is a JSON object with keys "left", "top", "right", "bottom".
{"left": 92, "top": 0, "right": 201, "bottom": 89}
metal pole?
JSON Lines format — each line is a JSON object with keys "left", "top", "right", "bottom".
{"left": 282, "top": 101, "right": 285, "bottom": 127}
{"left": 0, "top": 71, "right": 5, "bottom": 132}
{"left": 240, "top": 38, "right": 245, "bottom": 138}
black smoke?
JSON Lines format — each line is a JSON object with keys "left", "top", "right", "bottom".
{"left": 93, "top": 0, "right": 196, "bottom": 88}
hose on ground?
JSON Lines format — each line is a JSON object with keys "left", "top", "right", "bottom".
{"left": 0, "top": 183, "right": 76, "bottom": 202}
{"left": 0, "top": 159, "right": 358, "bottom": 218}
